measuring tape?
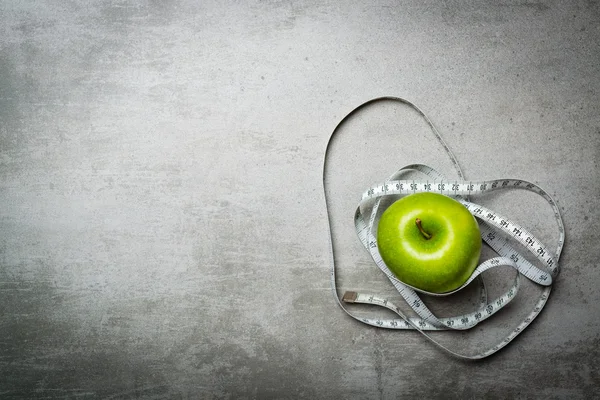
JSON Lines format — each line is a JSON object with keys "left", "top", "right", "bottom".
{"left": 323, "top": 97, "right": 565, "bottom": 359}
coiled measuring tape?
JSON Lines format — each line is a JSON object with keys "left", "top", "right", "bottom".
{"left": 323, "top": 97, "right": 565, "bottom": 359}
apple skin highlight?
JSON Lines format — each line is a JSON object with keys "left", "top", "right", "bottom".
{"left": 376, "top": 192, "right": 482, "bottom": 294}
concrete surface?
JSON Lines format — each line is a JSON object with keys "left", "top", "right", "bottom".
{"left": 1, "top": 1, "right": 599, "bottom": 398}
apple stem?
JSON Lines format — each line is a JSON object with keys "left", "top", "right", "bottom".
{"left": 415, "top": 218, "right": 432, "bottom": 240}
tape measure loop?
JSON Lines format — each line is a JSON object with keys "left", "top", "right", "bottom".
{"left": 324, "top": 97, "right": 565, "bottom": 359}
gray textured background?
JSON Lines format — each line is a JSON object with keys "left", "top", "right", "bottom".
{"left": 1, "top": 1, "right": 599, "bottom": 399}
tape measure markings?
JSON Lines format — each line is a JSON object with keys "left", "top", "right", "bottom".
{"left": 359, "top": 178, "right": 560, "bottom": 278}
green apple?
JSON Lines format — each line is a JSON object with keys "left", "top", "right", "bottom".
{"left": 376, "top": 192, "right": 481, "bottom": 294}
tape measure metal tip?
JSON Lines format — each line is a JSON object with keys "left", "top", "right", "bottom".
{"left": 342, "top": 291, "right": 358, "bottom": 303}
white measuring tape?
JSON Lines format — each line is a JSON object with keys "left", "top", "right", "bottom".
{"left": 323, "top": 97, "right": 565, "bottom": 359}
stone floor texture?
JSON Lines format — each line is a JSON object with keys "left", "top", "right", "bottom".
{"left": 1, "top": 1, "right": 599, "bottom": 398}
